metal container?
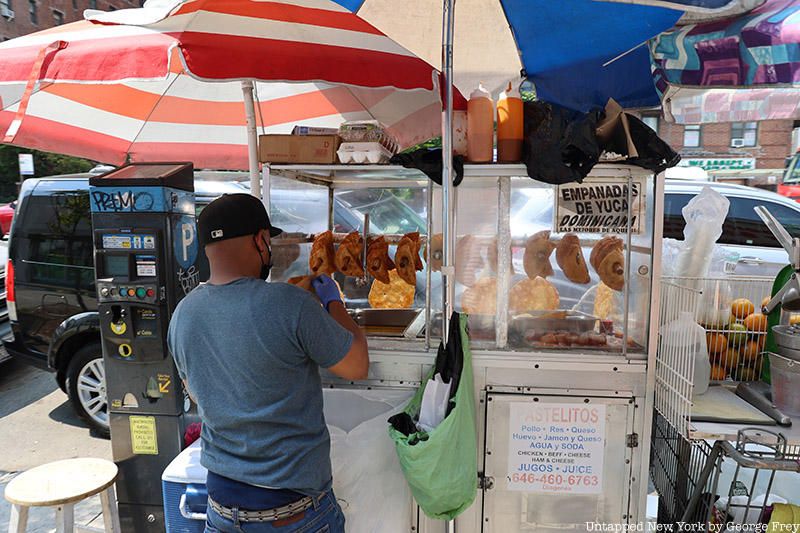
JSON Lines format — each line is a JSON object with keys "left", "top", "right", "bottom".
{"left": 771, "top": 325, "right": 800, "bottom": 358}
{"left": 348, "top": 308, "right": 421, "bottom": 337}
{"left": 508, "top": 310, "right": 600, "bottom": 348}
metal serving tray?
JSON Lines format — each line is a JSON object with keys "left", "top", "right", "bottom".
{"left": 509, "top": 310, "right": 599, "bottom": 337}
{"left": 348, "top": 308, "right": 422, "bottom": 337}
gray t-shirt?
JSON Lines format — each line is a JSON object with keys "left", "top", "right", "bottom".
{"left": 167, "top": 278, "right": 353, "bottom": 495}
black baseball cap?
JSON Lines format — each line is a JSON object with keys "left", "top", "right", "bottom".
{"left": 198, "top": 193, "right": 283, "bottom": 246}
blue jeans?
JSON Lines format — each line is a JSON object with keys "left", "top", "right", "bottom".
{"left": 204, "top": 490, "right": 345, "bottom": 533}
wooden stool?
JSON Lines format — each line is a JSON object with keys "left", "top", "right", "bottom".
{"left": 4, "top": 458, "right": 121, "bottom": 533}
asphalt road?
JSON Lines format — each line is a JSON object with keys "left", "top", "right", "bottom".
{"left": 0, "top": 359, "right": 112, "bottom": 531}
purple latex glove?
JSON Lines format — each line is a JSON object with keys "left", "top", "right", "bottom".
{"left": 312, "top": 275, "right": 342, "bottom": 310}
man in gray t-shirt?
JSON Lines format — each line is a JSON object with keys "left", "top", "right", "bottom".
{"left": 168, "top": 194, "right": 368, "bottom": 533}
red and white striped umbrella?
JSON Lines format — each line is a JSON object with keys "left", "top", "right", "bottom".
{"left": 0, "top": 0, "right": 450, "bottom": 169}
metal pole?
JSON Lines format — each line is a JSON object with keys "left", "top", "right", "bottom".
{"left": 441, "top": 0, "right": 456, "bottom": 346}
{"left": 442, "top": 2, "right": 457, "bottom": 533}
{"left": 241, "top": 80, "right": 261, "bottom": 199}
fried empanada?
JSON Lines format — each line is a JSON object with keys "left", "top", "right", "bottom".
{"left": 461, "top": 277, "right": 497, "bottom": 315}
{"left": 366, "top": 236, "right": 395, "bottom": 284}
{"left": 368, "top": 269, "right": 415, "bottom": 309}
{"left": 335, "top": 231, "right": 364, "bottom": 277}
{"left": 455, "top": 235, "right": 483, "bottom": 287}
{"left": 509, "top": 277, "right": 560, "bottom": 313}
{"left": 589, "top": 235, "right": 623, "bottom": 271}
{"left": 395, "top": 232, "right": 422, "bottom": 286}
{"left": 597, "top": 248, "right": 625, "bottom": 291}
{"left": 309, "top": 230, "right": 336, "bottom": 275}
{"left": 523, "top": 230, "right": 556, "bottom": 279}
{"left": 555, "top": 233, "right": 590, "bottom": 284}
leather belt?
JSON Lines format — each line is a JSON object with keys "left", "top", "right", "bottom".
{"left": 207, "top": 495, "right": 315, "bottom": 523}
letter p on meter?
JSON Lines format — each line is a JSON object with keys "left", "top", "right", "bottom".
{"left": 181, "top": 223, "right": 195, "bottom": 262}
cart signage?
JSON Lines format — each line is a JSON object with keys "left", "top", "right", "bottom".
{"left": 506, "top": 402, "right": 606, "bottom": 494}
{"left": 555, "top": 178, "right": 645, "bottom": 234}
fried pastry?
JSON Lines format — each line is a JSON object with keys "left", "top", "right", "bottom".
{"left": 597, "top": 248, "right": 625, "bottom": 291}
{"left": 366, "top": 236, "right": 395, "bottom": 284}
{"left": 509, "top": 276, "right": 560, "bottom": 313}
{"left": 368, "top": 269, "right": 415, "bottom": 309}
{"left": 589, "top": 235, "right": 623, "bottom": 271}
{"left": 455, "top": 235, "right": 483, "bottom": 286}
{"left": 461, "top": 277, "right": 497, "bottom": 315}
{"left": 309, "top": 230, "right": 336, "bottom": 276}
{"left": 424, "top": 233, "right": 443, "bottom": 272}
{"left": 555, "top": 233, "right": 590, "bottom": 284}
{"left": 335, "top": 231, "right": 364, "bottom": 277}
{"left": 523, "top": 231, "right": 556, "bottom": 279}
{"left": 395, "top": 232, "right": 423, "bottom": 286}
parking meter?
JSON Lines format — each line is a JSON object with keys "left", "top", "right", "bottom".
{"left": 89, "top": 163, "right": 200, "bottom": 532}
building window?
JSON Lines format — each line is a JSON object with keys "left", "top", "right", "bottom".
{"left": 52, "top": 9, "right": 63, "bottom": 24}
{"left": 28, "top": 0, "right": 37, "bottom": 24}
{"left": 731, "top": 121, "right": 758, "bottom": 147}
{"left": 88, "top": 0, "right": 96, "bottom": 8}
{"left": 72, "top": 0, "right": 76, "bottom": 8}
{"left": 642, "top": 116, "right": 659, "bottom": 133}
{"left": 107, "top": 3, "right": 115, "bottom": 9}
{"left": 0, "top": 0, "right": 11, "bottom": 13}
{"left": 683, "top": 124, "right": 701, "bottom": 148}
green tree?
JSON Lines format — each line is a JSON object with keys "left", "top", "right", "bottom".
{"left": 0, "top": 145, "right": 96, "bottom": 202}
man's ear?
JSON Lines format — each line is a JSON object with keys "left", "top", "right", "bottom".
{"left": 256, "top": 229, "right": 271, "bottom": 251}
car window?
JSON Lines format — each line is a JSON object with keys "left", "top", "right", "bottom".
{"left": 335, "top": 189, "right": 426, "bottom": 234}
{"left": 20, "top": 192, "right": 95, "bottom": 290}
{"left": 664, "top": 192, "right": 800, "bottom": 247}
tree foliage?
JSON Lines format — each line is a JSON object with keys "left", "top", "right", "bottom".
{"left": 0, "top": 145, "right": 95, "bottom": 202}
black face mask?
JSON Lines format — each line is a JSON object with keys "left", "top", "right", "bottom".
{"left": 255, "top": 236, "right": 273, "bottom": 281}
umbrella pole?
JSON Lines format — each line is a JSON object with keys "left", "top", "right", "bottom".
{"left": 441, "top": 0, "right": 456, "bottom": 350}
{"left": 241, "top": 80, "right": 261, "bottom": 200}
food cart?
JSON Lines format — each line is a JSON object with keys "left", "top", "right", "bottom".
{"left": 263, "top": 161, "right": 664, "bottom": 532}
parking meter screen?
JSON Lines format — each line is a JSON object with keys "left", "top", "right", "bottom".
{"left": 104, "top": 255, "right": 129, "bottom": 278}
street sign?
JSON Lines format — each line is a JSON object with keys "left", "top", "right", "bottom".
{"left": 678, "top": 157, "right": 756, "bottom": 171}
{"left": 18, "top": 153, "right": 34, "bottom": 176}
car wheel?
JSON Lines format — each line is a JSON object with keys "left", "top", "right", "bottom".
{"left": 66, "top": 342, "right": 110, "bottom": 437}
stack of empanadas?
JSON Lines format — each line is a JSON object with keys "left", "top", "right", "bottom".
{"left": 309, "top": 230, "right": 336, "bottom": 275}
{"left": 590, "top": 236, "right": 625, "bottom": 291}
{"left": 334, "top": 231, "right": 364, "bottom": 277}
{"left": 461, "top": 277, "right": 497, "bottom": 315}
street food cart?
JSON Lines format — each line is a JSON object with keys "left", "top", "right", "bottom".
{"left": 263, "top": 161, "right": 664, "bottom": 532}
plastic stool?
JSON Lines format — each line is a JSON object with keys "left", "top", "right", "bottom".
{"left": 4, "top": 458, "right": 121, "bottom": 533}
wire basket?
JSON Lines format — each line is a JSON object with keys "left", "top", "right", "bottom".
{"left": 651, "top": 412, "right": 800, "bottom": 527}
{"left": 656, "top": 277, "right": 775, "bottom": 441}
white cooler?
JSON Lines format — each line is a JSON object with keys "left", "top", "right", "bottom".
{"left": 162, "top": 440, "right": 208, "bottom": 533}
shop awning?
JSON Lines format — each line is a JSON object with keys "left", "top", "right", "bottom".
{"left": 0, "top": 0, "right": 454, "bottom": 168}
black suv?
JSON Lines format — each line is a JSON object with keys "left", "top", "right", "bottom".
{"left": 3, "top": 174, "right": 247, "bottom": 435}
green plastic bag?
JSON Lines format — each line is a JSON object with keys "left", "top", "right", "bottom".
{"left": 388, "top": 314, "right": 477, "bottom": 520}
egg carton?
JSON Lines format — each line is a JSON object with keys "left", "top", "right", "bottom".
{"left": 338, "top": 120, "right": 399, "bottom": 153}
{"left": 337, "top": 142, "right": 394, "bottom": 164}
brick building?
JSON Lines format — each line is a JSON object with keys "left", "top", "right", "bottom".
{"left": 0, "top": 0, "right": 140, "bottom": 41}
{"left": 640, "top": 113, "right": 798, "bottom": 186}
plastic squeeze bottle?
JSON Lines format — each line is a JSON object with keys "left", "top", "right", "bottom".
{"left": 467, "top": 83, "right": 494, "bottom": 163}
{"left": 496, "top": 81, "right": 523, "bottom": 162}
{"left": 661, "top": 311, "right": 710, "bottom": 395}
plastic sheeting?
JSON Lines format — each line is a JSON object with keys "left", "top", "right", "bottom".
{"left": 323, "top": 388, "right": 415, "bottom": 533}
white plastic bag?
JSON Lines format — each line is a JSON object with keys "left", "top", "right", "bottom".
{"left": 324, "top": 389, "right": 414, "bottom": 533}
{"left": 675, "top": 186, "right": 730, "bottom": 279}
{"left": 417, "top": 374, "right": 451, "bottom": 432}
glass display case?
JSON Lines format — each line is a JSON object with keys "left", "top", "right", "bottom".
{"left": 267, "top": 163, "right": 659, "bottom": 361}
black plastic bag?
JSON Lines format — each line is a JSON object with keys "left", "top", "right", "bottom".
{"left": 434, "top": 312, "right": 464, "bottom": 412}
{"left": 390, "top": 148, "right": 465, "bottom": 186}
{"left": 522, "top": 101, "right": 602, "bottom": 185}
{"left": 622, "top": 114, "right": 681, "bottom": 173}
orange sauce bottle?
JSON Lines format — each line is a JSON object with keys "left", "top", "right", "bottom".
{"left": 497, "top": 81, "right": 523, "bottom": 162}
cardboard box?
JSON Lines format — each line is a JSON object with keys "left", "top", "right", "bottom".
{"left": 259, "top": 135, "right": 340, "bottom": 164}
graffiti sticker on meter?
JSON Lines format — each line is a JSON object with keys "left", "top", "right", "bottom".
{"left": 173, "top": 216, "right": 198, "bottom": 269}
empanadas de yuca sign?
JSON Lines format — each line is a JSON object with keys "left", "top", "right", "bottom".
{"left": 555, "top": 178, "right": 646, "bottom": 235}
